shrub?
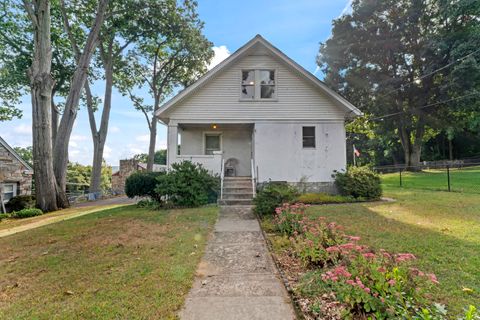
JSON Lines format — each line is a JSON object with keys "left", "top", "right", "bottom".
{"left": 155, "top": 161, "right": 219, "bottom": 207}
{"left": 125, "top": 171, "right": 164, "bottom": 201}
{"left": 5, "top": 195, "right": 35, "bottom": 212}
{"left": 0, "top": 213, "right": 11, "bottom": 221}
{"left": 273, "top": 203, "right": 308, "bottom": 236}
{"left": 318, "top": 251, "right": 444, "bottom": 319}
{"left": 296, "top": 193, "right": 356, "bottom": 205}
{"left": 253, "top": 183, "right": 298, "bottom": 217}
{"left": 12, "top": 208, "right": 43, "bottom": 219}
{"left": 334, "top": 166, "right": 382, "bottom": 200}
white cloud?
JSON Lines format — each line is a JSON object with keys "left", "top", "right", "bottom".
{"left": 109, "top": 126, "right": 120, "bottom": 133}
{"left": 71, "top": 134, "right": 88, "bottom": 142}
{"left": 208, "top": 45, "right": 230, "bottom": 70}
{"left": 135, "top": 134, "right": 150, "bottom": 142}
{"left": 103, "top": 145, "right": 112, "bottom": 159}
{"left": 13, "top": 123, "right": 32, "bottom": 135}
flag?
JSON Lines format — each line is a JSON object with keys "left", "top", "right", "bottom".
{"left": 353, "top": 145, "right": 360, "bottom": 157}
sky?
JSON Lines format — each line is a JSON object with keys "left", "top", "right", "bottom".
{"left": 1, "top": 0, "right": 352, "bottom": 166}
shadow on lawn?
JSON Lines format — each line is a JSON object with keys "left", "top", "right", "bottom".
{"left": 307, "top": 202, "right": 480, "bottom": 315}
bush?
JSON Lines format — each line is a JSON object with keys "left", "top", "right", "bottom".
{"left": 0, "top": 213, "right": 11, "bottom": 221}
{"left": 5, "top": 195, "right": 35, "bottom": 212}
{"left": 297, "top": 193, "right": 357, "bottom": 204}
{"left": 155, "top": 161, "right": 219, "bottom": 207}
{"left": 125, "top": 171, "right": 164, "bottom": 201}
{"left": 334, "top": 166, "right": 382, "bottom": 200}
{"left": 253, "top": 183, "right": 299, "bottom": 217}
{"left": 12, "top": 208, "right": 43, "bottom": 219}
{"left": 273, "top": 203, "right": 308, "bottom": 236}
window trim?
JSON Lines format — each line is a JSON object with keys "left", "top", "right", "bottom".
{"left": 203, "top": 132, "right": 223, "bottom": 155}
{"left": 302, "top": 126, "right": 316, "bottom": 149}
{"left": 1, "top": 183, "right": 17, "bottom": 204}
{"left": 239, "top": 69, "right": 277, "bottom": 101}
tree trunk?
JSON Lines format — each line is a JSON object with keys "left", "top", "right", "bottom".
{"left": 147, "top": 113, "right": 157, "bottom": 171}
{"left": 26, "top": 0, "right": 58, "bottom": 212}
{"left": 448, "top": 138, "right": 453, "bottom": 160}
{"left": 51, "top": 98, "right": 58, "bottom": 145}
{"left": 88, "top": 62, "right": 113, "bottom": 194}
{"left": 53, "top": 0, "right": 108, "bottom": 208}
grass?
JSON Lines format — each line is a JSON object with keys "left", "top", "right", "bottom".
{"left": 0, "top": 203, "right": 127, "bottom": 232}
{"left": 0, "top": 205, "right": 218, "bottom": 319}
{"left": 382, "top": 165, "right": 480, "bottom": 194}
{"left": 304, "top": 185, "right": 480, "bottom": 316}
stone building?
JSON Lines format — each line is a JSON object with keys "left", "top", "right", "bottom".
{"left": 111, "top": 159, "right": 166, "bottom": 195}
{"left": 0, "top": 136, "right": 33, "bottom": 205}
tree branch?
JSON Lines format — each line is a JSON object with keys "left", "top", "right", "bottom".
{"left": 22, "top": 0, "right": 37, "bottom": 28}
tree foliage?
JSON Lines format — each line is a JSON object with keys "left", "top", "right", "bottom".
{"left": 119, "top": 0, "right": 213, "bottom": 171}
{"left": 318, "top": 0, "right": 480, "bottom": 167}
{"left": 133, "top": 150, "right": 167, "bottom": 165}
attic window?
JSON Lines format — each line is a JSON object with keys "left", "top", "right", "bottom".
{"left": 241, "top": 70, "right": 276, "bottom": 100}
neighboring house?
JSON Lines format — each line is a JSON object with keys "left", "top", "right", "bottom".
{"left": 0, "top": 136, "right": 33, "bottom": 204}
{"left": 156, "top": 35, "right": 361, "bottom": 194}
{"left": 111, "top": 159, "right": 166, "bottom": 194}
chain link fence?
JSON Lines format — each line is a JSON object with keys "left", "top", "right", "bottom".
{"left": 374, "top": 160, "right": 480, "bottom": 194}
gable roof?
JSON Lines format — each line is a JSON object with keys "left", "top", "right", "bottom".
{"left": 0, "top": 136, "right": 33, "bottom": 171}
{"left": 156, "top": 34, "right": 362, "bottom": 120}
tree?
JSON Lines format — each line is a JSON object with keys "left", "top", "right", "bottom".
{"left": 0, "top": 0, "right": 76, "bottom": 132}
{"left": 13, "top": 146, "right": 33, "bottom": 166}
{"left": 53, "top": 0, "right": 109, "bottom": 206}
{"left": 81, "top": 1, "right": 164, "bottom": 194}
{"left": 67, "top": 161, "right": 111, "bottom": 194}
{"left": 120, "top": 0, "right": 213, "bottom": 171}
{"left": 22, "top": 0, "right": 58, "bottom": 212}
{"left": 319, "top": 0, "right": 480, "bottom": 168}
{"left": 133, "top": 149, "right": 167, "bottom": 165}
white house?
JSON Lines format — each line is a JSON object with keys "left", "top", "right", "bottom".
{"left": 156, "top": 35, "right": 361, "bottom": 198}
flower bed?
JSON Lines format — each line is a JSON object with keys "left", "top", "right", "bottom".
{"left": 262, "top": 203, "right": 478, "bottom": 319}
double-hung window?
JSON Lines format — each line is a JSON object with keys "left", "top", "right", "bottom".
{"left": 241, "top": 69, "right": 276, "bottom": 100}
{"left": 302, "top": 126, "right": 316, "bottom": 148}
{"left": 1, "top": 183, "right": 16, "bottom": 203}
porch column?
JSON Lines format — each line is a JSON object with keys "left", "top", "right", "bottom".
{"left": 167, "top": 123, "right": 178, "bottom": 169}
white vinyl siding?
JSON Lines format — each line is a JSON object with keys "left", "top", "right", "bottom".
{"left": 164, "top": 51, "right": 346, "bottom": 121}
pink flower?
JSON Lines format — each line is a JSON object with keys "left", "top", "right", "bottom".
{"left": 346, "top": 280, "right": 355, "bottom": 286}
{"left": 377, "top": 266, "right": 386, "bottom": 273}
{"left": 362, "top": 252, "right": 376, "bottom": 259}
{"left": 326, "top": 246, "right": 340, "bottom": 252}
{"left": 348, "top": 236, "right": 361, "bottom": 241}
{"left": 380, "top": 297, "right": 385, "bottom": 303}
{"left": 427, "top": 273, "right": 439, "bottom": 284}
{"left": 388, "top": 279, "right": 396, "bottom": 286}
{"left": 395, "top": 253, "right": 416, "bottom": 263}
{"left": 364, "top": 287, "right": 371, "bottom": 294}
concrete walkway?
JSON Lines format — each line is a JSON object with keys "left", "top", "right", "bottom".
{"left": 180, "top": 205, "right": 296, "bottom": 320}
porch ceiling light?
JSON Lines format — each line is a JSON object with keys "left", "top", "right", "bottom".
{"left": 212, "top": 124, "right": 217, "bottom": 129}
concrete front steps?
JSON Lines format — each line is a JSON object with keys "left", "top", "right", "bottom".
{"left": 218, "top": 177, "right": 254, "bottom": 206}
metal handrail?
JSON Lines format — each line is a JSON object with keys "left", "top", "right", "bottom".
{"left": 251, "top": 158, "right": 256, "bottom": 197}
{"left": 220, "top": 158, "right": 225, "bottom": 200}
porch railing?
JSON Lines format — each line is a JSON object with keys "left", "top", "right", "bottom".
{"left": 251, "top": 158, "right": 256, "bottom": 197}
{"left": 220, "top": 158, "right": 225, "bottom": 200}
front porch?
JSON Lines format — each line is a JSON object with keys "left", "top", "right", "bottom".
{"left": 167, "top": 123, "right": 254, "bottom": 177}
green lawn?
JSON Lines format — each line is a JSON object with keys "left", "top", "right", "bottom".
{"left": 382, "top": 165, "right": 480, "bottom": 194}
{"left": 0, "top": 205, "right": 218, "bottom": 319}
{"left": 304, "top": 186, "right": 480, "bottom": 316}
